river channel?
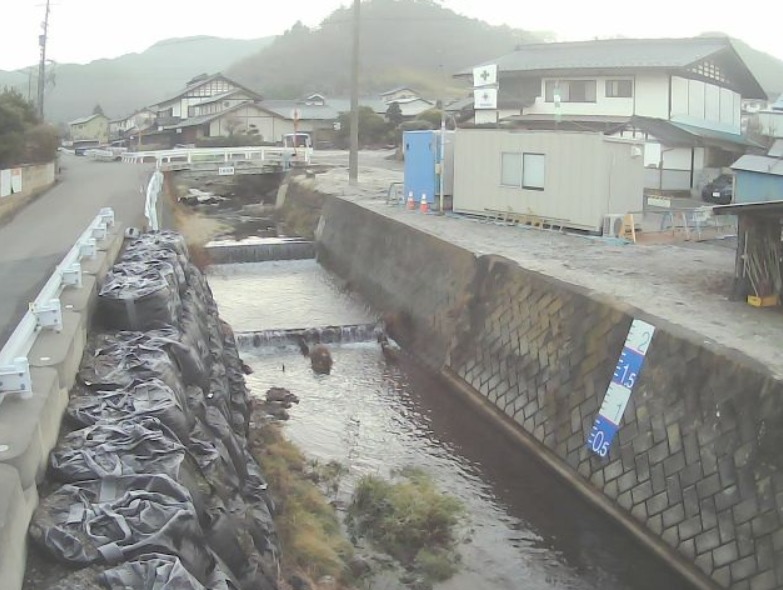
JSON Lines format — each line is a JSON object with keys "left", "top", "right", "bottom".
{"left": 207, "top": 259, "right": 695, "bottom": 590}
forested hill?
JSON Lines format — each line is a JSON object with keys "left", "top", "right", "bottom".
{"left": 228, "top": 0, "right": 547, "bottom": 99}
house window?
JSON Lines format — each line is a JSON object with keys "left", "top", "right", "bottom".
{"left": 605, "top": 79, "right": 633, "bottom": 98}
{"left": 545, "top": 80, "right": 596, "bottom": 103}
{"left": 501, "top": 152, "right": 546, "bottom": 190}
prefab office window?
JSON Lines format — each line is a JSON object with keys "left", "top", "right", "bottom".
{"left": 501, "top": 152, "right": 546, "bottom": 190}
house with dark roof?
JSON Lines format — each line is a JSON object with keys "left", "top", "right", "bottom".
{"left": 108, "top": 108, "right": 156, "bottom": 143}
{"left": 166, "top": 102, "right": 300, "bottom": 145}
{"left": 459, "top": 36, "right": 766, "bottom": 195}
{"left": 149, "top": 73, "right": 262, "bottom": 121}
{"left": 140, "top": 75, "right": 434, "bottom": 147}
{"left": 379, "top": 87, "right": 420, "bottom": 102}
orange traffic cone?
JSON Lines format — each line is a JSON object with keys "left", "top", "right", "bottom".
{"left": 420, "top": 193, "right": 429, "bottom": 214}
{"left": 406, "top": 192, "right": 415, "bottom": 210}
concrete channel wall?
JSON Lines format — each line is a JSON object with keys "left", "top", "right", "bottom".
{"left": 0, "top": 223, "right": 125, "bottom": 590}
{"left": 314, "top": 195, "right": 783, "bottom": 590}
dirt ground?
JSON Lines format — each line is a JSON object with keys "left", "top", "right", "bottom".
{"left": 299, "top": 159, "right": 783, "bottom": 379}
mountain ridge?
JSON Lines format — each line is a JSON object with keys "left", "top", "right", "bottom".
{"left": 0, "top": 36, "right": 274, "bottom": 123}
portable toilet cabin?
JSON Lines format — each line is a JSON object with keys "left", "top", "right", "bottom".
{"left": 403, "top": 130, "right": 454, "bottom": 209}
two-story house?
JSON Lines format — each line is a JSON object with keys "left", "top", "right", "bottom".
{"left": 108, "top": 109, "right": 156, "bottom": 144}
{"left": 69, "top": 113, "right": 109, "bottom": 144}
{"left": 379, "top": 87, "right": 435, "bottom": 118}
{"left": 145, "top": 73, "right": 267, "bottom": 145}
{"left": 461, "top": 37, "right": 766, "bottom": 194}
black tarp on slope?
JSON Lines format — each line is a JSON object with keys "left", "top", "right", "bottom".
{"left": 29, "top": 231, "right": 279, "bottom": 590}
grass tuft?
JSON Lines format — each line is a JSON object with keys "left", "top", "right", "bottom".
{"left": 347, "top": 468, "right": 464, "bottom": 583}
{"left": 249, "top": 421, "right": 353, "bottom": 582}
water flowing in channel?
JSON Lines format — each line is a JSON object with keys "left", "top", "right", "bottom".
{"left": 209, "top": 259, "right": 695, "bottom": 590}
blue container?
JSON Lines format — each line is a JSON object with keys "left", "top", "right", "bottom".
{"left": 403, "top": 130, "right": 439, "bottom": 206}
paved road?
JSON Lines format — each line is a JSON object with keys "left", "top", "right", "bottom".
{"left": 0, "top": 154, "right": 151, "bottom": 348}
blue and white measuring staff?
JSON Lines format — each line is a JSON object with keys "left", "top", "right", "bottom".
{"left": 587, "top": 319, "right": 655, "bottom": 458}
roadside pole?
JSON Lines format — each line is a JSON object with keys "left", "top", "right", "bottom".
{"left": 349, "top": 0, "right": 360, "bottom": 185}
{"left": 438, "top": 111, "right": 446, "bottom": 214}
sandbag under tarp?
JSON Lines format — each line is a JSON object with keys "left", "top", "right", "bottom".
{"left": 120, "top": 247, "right": 188, "bottom": 294}
{"left": 126, "top": 230, "right": 189, "bottom": 260}
{"left": 67, "top": 379, "right": 193, "bottom": 444}
{"left": 28, "top": 475, "right": 214, "bottom": 581}
{"left": 80, "top": 329, "right": 209, "bottom": 394}
{"left": 79, "top": 331, "right": 185, "bottom": 392}
{"left": 99, "top": 554, "right": 233, "bottom": 590}
{"left": 98, "top": 261, "right": 182, "bottom": 331}
{"left": 49, "top": 417, "right": 186, "bottom": 483}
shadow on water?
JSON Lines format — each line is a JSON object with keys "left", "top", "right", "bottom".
{"left": 243, "top": 344, "right": 696, "bottom": 590}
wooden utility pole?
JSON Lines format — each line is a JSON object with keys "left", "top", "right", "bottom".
{"left": 348, "top": 0, "right": 360, "bottom": 185}
{"left": 37, "top": 0, "right": 51, "bottom": 120}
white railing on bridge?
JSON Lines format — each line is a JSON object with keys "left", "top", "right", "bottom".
{"left": 121, "top": 146, "right": 312, "bottom": 167}
{"left": 0, "top": 208, "right": 116, "bottom": 407}
{"left": 86, "top": 147, "right": 127, "bottom": 162}
{"left": 85, "top": 149, "right": 116, "bottom": 162}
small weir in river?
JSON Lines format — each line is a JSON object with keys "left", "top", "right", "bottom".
{"left": 207, "top": 258, "right": 696, "bottom": 590}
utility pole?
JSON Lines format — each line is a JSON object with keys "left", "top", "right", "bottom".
{"left": 348, "top": 0, "right": 360, "bottom": 185}
{"left": 37, "top": 0, "right": 51, "bottom": 120}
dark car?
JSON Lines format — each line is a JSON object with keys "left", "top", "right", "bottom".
{"left": 701, "top": 174, "right": 733, "bottom": 205}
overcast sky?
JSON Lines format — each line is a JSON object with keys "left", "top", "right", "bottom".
{"left": 2, "top": 0, "right": 782, "bottom": 71}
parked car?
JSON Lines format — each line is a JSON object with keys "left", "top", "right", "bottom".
{"left": 72, "top": 140, "right": 101, "bottom": 156}
{"left": 701, "top": 174, "right": 733, "bottom": 205}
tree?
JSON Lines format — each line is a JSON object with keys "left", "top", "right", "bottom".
{"left": 223, "top": 115, "right": 243, "bottom": 137}
{"left": 386, "top": 101, "right": 403, "bottom": 127}
{"left": 0, "top": 89, "right": 49, "bottom": 167}
{"left": 92, "top": 104, "right": 104, "bottom": 116}
{"left": 416, "top": 108, "right": 443, "bottom": 127}
{"left": 335, "top": 106, "right": 390, "bottom": 147}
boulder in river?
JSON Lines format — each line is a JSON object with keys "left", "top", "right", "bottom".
{"left": 309, "top": 345, "right": 333, "bottom": 375}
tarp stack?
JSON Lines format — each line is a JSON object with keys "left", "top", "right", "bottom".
{"left": 27, "top": 231, "right": 279, "bottom": 590}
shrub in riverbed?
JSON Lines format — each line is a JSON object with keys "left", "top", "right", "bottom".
{"left": 347, "top": 467, "right": 463, "bottom": 581}
{"left": 249, "top": 420, "right": 353, "bottom": 582}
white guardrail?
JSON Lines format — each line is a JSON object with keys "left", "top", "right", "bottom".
{"left": 121, "top": 146, "right": 312, "bottom": 167}
{"left": 0, "top": 208, "right": 116, "bottom": 407}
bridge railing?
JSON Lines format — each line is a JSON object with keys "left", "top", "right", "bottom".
{"left": 122, "top": 146, "right": 312, "bottom": 166}
{"left": 0, "top": 208, "right": 116, "bottom": 407}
